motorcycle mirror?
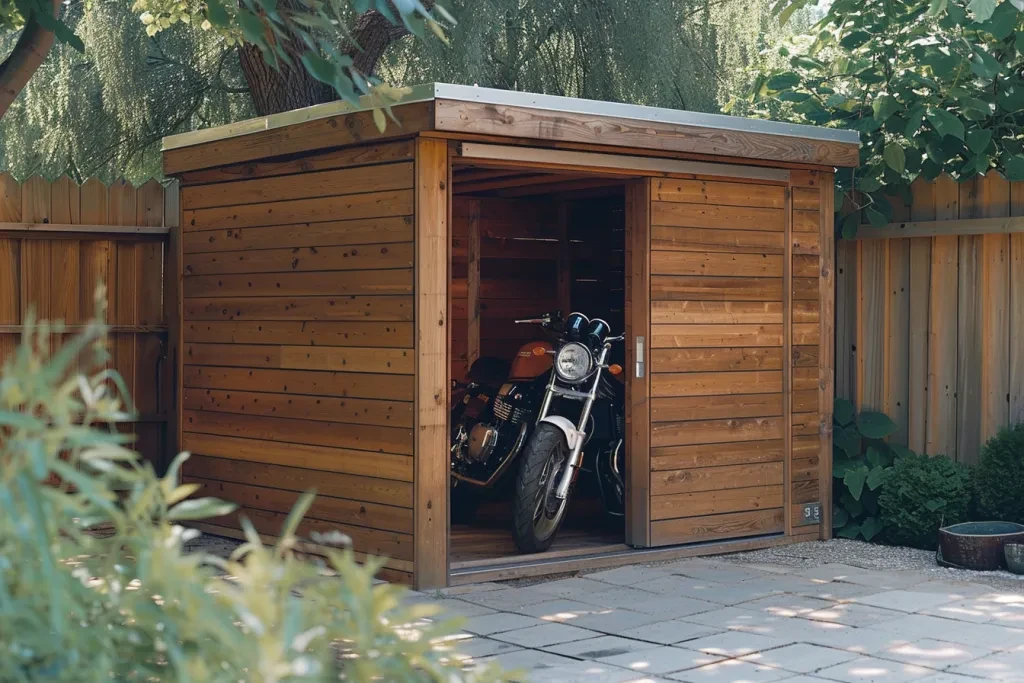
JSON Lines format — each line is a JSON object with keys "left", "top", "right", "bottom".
{"left": 608, "top": 364, "right": 623, "bottom": 376}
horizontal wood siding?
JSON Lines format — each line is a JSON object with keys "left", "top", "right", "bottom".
{"left": 180, "top": 144, "right": 415, "bottom": 578}
{"left": 648, "top": 177, "right": 789, "bottom": 546}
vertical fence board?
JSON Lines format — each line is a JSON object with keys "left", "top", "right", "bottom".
{"left": 926, "top": 176, "right": 960, "bottom": 457}
{"left": 956, "top": 180, "right": 983, "bottom": 464}
{"left": 835, "top": 240, "right": 857, "bottom": 402}
{"left": 79, "top": 178, "right": 111, "bottom": 320}
{"left": 886, "top": 239, "right": 910, "bottom": 444}
{"left": 0, "top": 173, "right": 20, "bottom": 361}
{"left": 1011, "top": 232, "right": 1024, "bottom": 425}
{"left": 907, "top": 180, "right": 935, "bottom": 452}
{"left": 49, "top": 177, "right": 81, "bottom": 325}
{"left": 856, "top": 239, "right": 887, "bottom": 411}
{"left": 977, "top": 175, "right": 1010, "bottom": 444}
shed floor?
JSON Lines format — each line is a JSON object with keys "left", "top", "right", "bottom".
{"left": 450, "top": 524, "right": 625, "bottom": 569}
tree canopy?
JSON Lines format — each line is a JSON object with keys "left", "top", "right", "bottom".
{"left": 750, "top": 0, "right": 1024, "bottom": 234}
{"left": 0, "top": 0, "right": 803, "bottom": 183}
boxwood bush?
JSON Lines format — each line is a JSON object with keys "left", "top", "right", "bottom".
{"left": 975, "top": 424, "right": 1024, "bottom": 523}
{"left": 878, "top": 452, "right": 971, "bottom": 550}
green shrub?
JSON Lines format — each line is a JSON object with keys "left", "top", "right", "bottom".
{"left": 831, "top": 398, "right": 910, "bottom": 542}
{"left": 0, "top": 299, "right": 501, "bottom": 681}
{"left": 975, "top": 424, "right": 1024, "bottom": 523}
{"left": 878, "top": 453, "right": 971, "bottom": 550}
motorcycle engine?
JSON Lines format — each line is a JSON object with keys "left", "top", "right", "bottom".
{"left": 467, "top": 423, "right": 499, "bottom": 463}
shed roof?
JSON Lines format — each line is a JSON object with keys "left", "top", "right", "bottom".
{"left": 162, "top": 83, "right": 860, "bottom": 172}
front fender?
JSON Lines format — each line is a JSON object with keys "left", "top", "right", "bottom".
{"left": 538, "top": 415, "right": 583, "bottom": 451}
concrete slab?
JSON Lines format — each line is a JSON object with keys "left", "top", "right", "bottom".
{"left": 683, "top": 629, "right": 794, "bottom": 657}
{"left": 544, "top": 635, "right": 658, "bottom": 659}
{"left": 739, "top": 642, "right": 859, "bottom": 674}
{"left": 461, "top": 611, "right": 546, "bottom": 635}
{"left": 667, "top": 659, "right": 791, "bottom": 682}
{"left": 852, "top": 591, "right": 962, "bottom": 614}
{"left": 814, "top": 655, "right": 934, "bottom": 682}
{"left": 491, "top": 621, "right": 599, "bottom": 648}
{"left": 805, "top": 603, "right": 906, "bottom": 628}
{"left": 596, "top": 646, "right": 725, "bottom": 676}
{"left": 874, "top": 638, "right": 993, "bottom": 671}
{"left": 618, "top": 620, "right": 725, "bottom": 646}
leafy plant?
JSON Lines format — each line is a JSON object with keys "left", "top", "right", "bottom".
{"left": 749, "top": 0, "right": 1024, "bottom": 236}
{"left": 0, "top": 295, "right": 501, "bottom": 681}
{"left": 832, "top": 397, "right": 908, "bottom": 541}
{"left": 974, "top": 423, "right": 1024, "bottom": 523}
{"left": 878, "top": 452, "right": 971, "bottom": 550}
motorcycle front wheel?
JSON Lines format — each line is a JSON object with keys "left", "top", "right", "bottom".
{"left": 512, "top": 423, "right": 572, "bottom": 553}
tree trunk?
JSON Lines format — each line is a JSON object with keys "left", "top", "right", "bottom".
{"left": 239, "top": 2, "right": 432, "bottom": 116}
{"left": 0, "top": 0, "right": 62, "bottom": 120}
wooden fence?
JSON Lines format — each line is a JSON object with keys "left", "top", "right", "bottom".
{"left": 0, "top": 173, "right": 179, "bottom": 470}
{"left": 837, "top": 173, "right": 1024, "bottom": 465}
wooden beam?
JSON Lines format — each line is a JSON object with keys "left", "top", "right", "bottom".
{"left": 454, "top": 172, "right": 569, "bottom": 194}
{"left": 165, "top": 180, "right": 182, "bottom": 476}
{"left": 0, "top": 222, "right": 170, "bottom": 235}
{"left": 818, "top": 173, "right": 835, "bottom": 541}
{"left": 163, "top": 101, "right": 433, "bottom": 175}
{"left": 855, "top": 215, "right": 1024, "bottom": 240}
{"left": 624, "top": 178, "right": 652, "bottom": 547}
{"left": 0, "top": 324, "right": 168, "bottom": 334}
{"left": 413, "top": 137, "right": 450, "bottom": 590}
{"left": 438, "top": 101, "right": 859, "bottom": 168}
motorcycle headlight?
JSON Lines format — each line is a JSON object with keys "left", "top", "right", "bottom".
{"left": 555, "top": 342, "right": 592, "bottom": 382}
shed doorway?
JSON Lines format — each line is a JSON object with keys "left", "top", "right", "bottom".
{"left": 448, "top": 163, "right": 632, "bottom": 574}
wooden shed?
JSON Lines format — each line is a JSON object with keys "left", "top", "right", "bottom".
{"left": 162, "top": 83, "right": 859, "bottom": 589}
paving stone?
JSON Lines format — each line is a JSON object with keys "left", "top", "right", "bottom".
{"left": 910, "top": 580, "right": 995, "bottom": 597}
{"left": 517, "top": 598, "right": 614, "bottom": 622}
{"left": 918, "top": 598, "right": 998, "bottom": 624}
{"left": 667, "top": 562, "right": 774, "bottom": 584}
{"left": 803, "top": 626, "right": 914, "bottom": 655}
{"left": 685, "top": 606, "right": 792, "bottom": 632}
{"left": 622, "top": 595, "right": 720, "bottom": 618}
{"left": 852, "top": 591, "right": 961, "bottom": 614}
{"left": 644, "top": 577, "right": 783, "bottom": 605}
{"left": 461, "top": 611, "right": 546, "bottom": 635}
{"left": 795, "top": 582, "right": 884, "bottom": 603}
{"left": 456, "top": 586, "right": 554, "bottom": 611}
{"left": 738, "top": 643, "right": 859, "bottom": 674}
{"left": 531, "top": 576, "right": 617, "bottom": 598}
{"left": 805, "top": 603, "right": 905, "bottom": 628}
{"left": 567, "top": 606, "right": 669, "bottom": 633}
{"left": 830, "top": 572, "right": 928, "bottom": 591}
{"left": 491, "top": 621, "right": 599, "bottom": 648}
{"left": 813, "top": 655, "right": 934, "bottom": 682}
{"left": 873, "top": 638, "right": 993, "bottom": 671}
{"left": 596, "top": 646, "right": 725, "bottom": 676}
{"left": 619, "top": 620, "right": 725, "bottom": 646}
{"left": 683, "top": 630, "right": 794, "bottom": 657}
{"left": 947, "top": 650, "right": 1024, "bottom": 680}
{"left": 544, "top": 635, "right": 658, "bottom": 659}
{"left": 426, "top": 597, "right": 498, "bottom": 618}
{"left": 667, "top": 660, "right": 791, "bottom": 682}
{"left": 742, "top": 594, "right": 837, "bottom": 617}
{"left": 790, "top": 564, "right": 873, "bottom": 583}
{"left": 584, "top": 586, "right": 672, "bottom": 609}
{"left": 875, "top": 614, "right": 1024, "bottom": 651}
{"left": 914, "top": 674, "right": 988, "bottom": 683}
{"left": 588, "top": 565, "right": 675, "bottom": 587}
{"left": 476, "top": 648, "right": 580, "bottom": 680}
{"left": 437, "top": 582, "right": 507, "bottom": 597}
{"left": 434, "top": 633, "right": 522, "bottom": 662}
{"left": 529, "top": 659, "right": 672, "bottom": 683}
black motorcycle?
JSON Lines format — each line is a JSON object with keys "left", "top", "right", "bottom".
{"left": 511, "top": 312, "right": 626, "bottom": 553}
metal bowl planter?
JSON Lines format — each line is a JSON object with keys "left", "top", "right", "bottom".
{"left": 936, "top": 522, "right": 1024, "bottom": 571}
{"left": 1006, "top": 544, "right": 1024, "bottom": 575}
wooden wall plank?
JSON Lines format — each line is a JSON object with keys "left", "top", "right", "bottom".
{"left": 978, "top": 175, "right": 1010, "bottom": 444}
{"left": 886, "top": 238, "right": 910, "bottom": 444}
{"left": 1012, "top": 183, "right": 1024, "bottom": 424}
{"left": 834, "top": 239, "right": 857, "bottom": 402}
{"left": 907, "top": 180, "right": 935, "bottom": 452}
{"left": 184, "top": 189, "right": 414, "bottom": 231}
{"left": 957, "top": 180, "right": 982, "bottom": 464}
{"left": 855, "top": 239, "right": 887, "bottom": 411}
{"left": 413, "top": 138, "right": 449, "bottom": 589}
{"left": 817, "top": 172, "right": 835, "bottom": 540}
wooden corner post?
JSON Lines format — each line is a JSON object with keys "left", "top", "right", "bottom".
{"left": 414, "top": 137, "right": 450, "bottom": 589}
{"left": 819, "top": 173, "right": 835, "bottom": 540}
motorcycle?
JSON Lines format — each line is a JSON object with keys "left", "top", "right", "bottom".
{"left": 510, "top": 312, "right": 626, "bottom": 553}
{"left": 452, "top": 313, "right": 626, "bottom": 548}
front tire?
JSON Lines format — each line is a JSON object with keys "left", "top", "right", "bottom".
{"left": 512, "top": 423, "right": 572, "bottom": 553}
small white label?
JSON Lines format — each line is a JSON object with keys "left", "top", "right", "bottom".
{"left": 803, "top": 503, "right": 821, "bottom": 524}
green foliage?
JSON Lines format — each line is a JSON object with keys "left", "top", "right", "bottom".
{"left": 832, "top": 397, "right": 904, "bottom": 542}
{"left": 0, "top": 296, "right": 501, "bottom": 681}
{"left": 974, "top": 423, "right": 1024, "bottom": 523}
{"left": 878, "top": 452, "right": 971, "bottom": 550}
{"left": 750, "top": 0, "right": 1024, "bottom": 232}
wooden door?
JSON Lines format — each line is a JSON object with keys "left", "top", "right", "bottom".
{"left": 639, "top": 175, "right": 790, "bottom": 547}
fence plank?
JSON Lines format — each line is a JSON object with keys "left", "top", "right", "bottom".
{"left": 0, "top": 173, "right": 21, "bottom": 360}
{"left": 835, "top": 240, "right": 856, "bottom": 402}
{"left": 856, "top": 239, "right": 887, "bottom": 411}
{"left": 907, "top": 179, "right": 935, "bottom": 452}
{"left": 957, "top": 180, "right": 982, "bottom": 464}
{"left": 886, "top": 239, "right": 910, "bottom": 444}
{"left": 1010, "top": 183, "right": 1024, "bottom": 426}
{"left": 978, "top": 175, "right": 1010, "bottom": 444}
{"left": 49, "top": 177, "right": 81, "bottom": 324}
{"left": 20, "top": 177, "right": 52, "bottom": 321}
{"left": 927, "top": 175, "right": 960, "bottom": 457}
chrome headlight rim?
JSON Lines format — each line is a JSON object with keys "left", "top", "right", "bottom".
{"left": 554, "top": 342, "right": 592, "bottom": 383}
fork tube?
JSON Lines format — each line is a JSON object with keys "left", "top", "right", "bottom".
{"left": 536, "top": 371, "right": 558, "bottom": 423}
{"left": 554, "top": 344, "right": 610, "bottom": 499}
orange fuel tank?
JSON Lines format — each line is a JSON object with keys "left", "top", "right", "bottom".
{"left": 509, "top": 341, "right": 553, "bottom": 380}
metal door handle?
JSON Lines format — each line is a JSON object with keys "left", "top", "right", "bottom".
{"left": 635, "top": 336, "right": 644, "bottom": 378}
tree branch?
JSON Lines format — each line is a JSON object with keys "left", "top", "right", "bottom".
{"left": 0, "top": 0, "right": 62, "bottom": 120}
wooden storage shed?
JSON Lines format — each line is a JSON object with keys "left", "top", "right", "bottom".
{"left": 162, "top": 83, "right": 859, "bottom": 589}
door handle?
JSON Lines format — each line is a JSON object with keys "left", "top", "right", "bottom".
{"left": 635, "top": 336, "right": 644, "bottom": 378}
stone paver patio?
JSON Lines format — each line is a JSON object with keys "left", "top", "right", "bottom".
{"left": 412, "top": 542, "right": 1024, "bottom": 682}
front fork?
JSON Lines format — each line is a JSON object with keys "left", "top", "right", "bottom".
{"left": 537, "top": 344, "right": 611, "bottom": 500}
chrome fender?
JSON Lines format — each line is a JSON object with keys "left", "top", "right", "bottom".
{"left": 537, "top": 415, "right": 583, "bottom": 451}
